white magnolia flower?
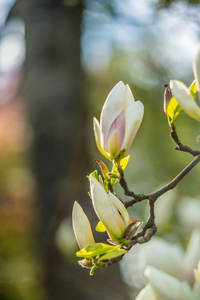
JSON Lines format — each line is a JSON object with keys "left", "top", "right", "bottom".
{"left": 120, "top": 230, "right": 200, "bottom": 294}
{"left": 72, "top": 201, "right": 95, "bottom": 249}
{"left": 90, "top": 175, "right": 130, "bottom": 243}
{"left": 177, "top": 196, "right": 200, "bottom": 231}
{"left": 136, "top": 266, "right": 194, "bottom": 300}
{"left": 170, "top": 47, "right": 200, "bottom": 121}
{"left": 93, "top": 81, "right": 144, "bottom": 160}
{"left": 194, "top": 261, "right": 200, "bottom": 282}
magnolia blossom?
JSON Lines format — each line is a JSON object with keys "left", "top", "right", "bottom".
{"left": 170, "top": 47, "right": 200, "bottom": 121}
{"left": 93, "top": 81, "right": 144, "bottom": 160}
{"left": 90, "top": 175, "right": 130, "bottom": 243}
{"left": 136, "top": 266, "right": 195, "bottom": 300}
{"left": 120, "top": 230, "right": 200, "bottom": 299}
{"left": 136, "top": 264, "right": 200, "bottom": 300}
{"left": 72, "top": 201, "right": 95, "bottom": 249}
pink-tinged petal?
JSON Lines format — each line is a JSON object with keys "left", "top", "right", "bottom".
{"left": 123, "top": 84, "right": 135, "bottom": 108}
{"left": 193, "top": 47, "right": 200, "bottom": 94}
{"left": 121, "top": 101, "right": 144, "bottom": 153}
{"left": 90, "top": 176, "right": 125, "bottom": 242}
{"left": 93, "top": 117, "right": 111, "bottom": 160}
{"left": 100, "top": 81, "right": 125, "bottom": 142}
{"left": 170, "top": 80, "right": 200, "bottom": 121}
{"left": 72, "top": 202, "right": 95, "bottom": 249}
{"left": 105, "top": 111, "right": 125, "bottom": 157}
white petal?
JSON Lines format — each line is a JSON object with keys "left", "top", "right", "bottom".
{"left": 183, "top": 230, "right": 200, "bottom": 283}
{"left": 170, "top": 80, "right": 200, "bottom": 121}
{"left": 135, "top": 285, "right": 158, "bottom": 300}
{"left": 108, "top": 192, "right": 130, "bottom": 227}
{"left": 193, "top": 47, "right": 200, "bottom": 92}
{"left": 123, "top": 84, "right": 135, "bottom": 108}
{"left": 72, "top": 201, "right": 95, "bottom": 249}
{"left": 90, "top": 176, "right": 125, "bottom": 241}
{"left": 121, "top": 101, "right": 144, "bottom": 152}
{"left": 177, "top": 197, "right": 200, "bottom": 231}
{"left": 100, "top": 81, "right": 125, "bottom": 143}
{"left": 193, "top": 280, "right": 200, "bottom": 299}
{"left": 93, "top": 117, "right": 110, "bottom": 159}
{"left": 142, "top": 237, "right": 184, "bottom": 280}
{"left": 145, "top": 266, "right": 192, "bottom": 300}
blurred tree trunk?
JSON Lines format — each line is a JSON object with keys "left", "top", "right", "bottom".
{"left": 24, "top": 1, "right": 128, "bottom": 300}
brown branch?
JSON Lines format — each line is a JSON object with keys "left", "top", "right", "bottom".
{"left": 118, "top": 165, "right": 148, "bottom": 206}
{"left": 98, "top": 154, "right": 200, "bottom": 268}
{"left": 149, "top": 154, "right": 200, "bottom": 200}
{"left": 119, "top": 154, "right": 200, "bottom": 207}
{"left": 100, "top": 254, "right": 125, "bottom": 268}
{"left": 107, "top": 181, "right": 114, "bottom": 193}
{"left": 170, "top": 123, "right": 200, "bottom": 156}
{"left": 98, "top": 136, "right": 200, "bottom": 269}
{"left": 127, "top": 200, "right": 157, "bottom": 249}
{"left": 115, "top": 154, "right": 200, "bottom": 253}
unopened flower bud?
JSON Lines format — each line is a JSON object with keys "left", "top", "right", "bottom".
{"left": 93, "top": 81, "right": 144, "bottom": 160}
{"left": 163, "top": 83, "right": 172, "bottom": 114}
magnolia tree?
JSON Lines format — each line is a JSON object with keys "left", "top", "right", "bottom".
{"left": 72, "top": 47, "right": 200, "bottom": 278}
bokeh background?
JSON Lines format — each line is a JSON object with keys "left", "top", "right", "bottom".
{"left": 0, "top": 0, "right": 200, "bottom": 299}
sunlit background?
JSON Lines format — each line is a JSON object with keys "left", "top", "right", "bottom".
{"left": 0, "top": 0, "right": 200, "bottom": 299}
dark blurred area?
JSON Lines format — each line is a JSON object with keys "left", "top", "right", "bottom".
{"left": 0, "top": 0, "right": 200, "bottom": 299}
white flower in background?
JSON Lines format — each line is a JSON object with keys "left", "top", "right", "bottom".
{"left": 90, "top": 175, "right": 130, "bottom": 244}
{"left": 153, "top": 190, "right": 200, "bottom": 232}
{"left": 55, "top": 217, "right": 78, "bottom": 256}
{"left": 72, "top": 201, "right": 95, "bottom": 249}
{"left": 135, "top": 284, "right": 157, "bottom": 300}
{"left": 136, "top": 266, "right": 194, "bottom": 300}
{"left": 136, "top": 261, "right": 200, "bottom": 300}
{"left": 120, "top": 230, "right": 200, "bottom": 296}
{"left": 177, "top": 196, "right": 200, "bottom": 231}
{"left": 194, "top": 261, "right": 200, "bottom": 282}
{"left": 170, "top": 47, "right": 200, "bottom": 121}
{"left": 93, "top": 81, "right": 144, "bottom": 160}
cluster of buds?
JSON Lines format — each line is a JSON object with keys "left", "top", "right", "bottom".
{"left": 71, "top": 47, "right": 200, "bottom": 276}
{"left": 72, "top": 81, "right": 144, "bottom": 274}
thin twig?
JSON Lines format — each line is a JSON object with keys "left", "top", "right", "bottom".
{"left": 100, "top": 135, "right": 200, "bottom": 268}
{"left": 119, "top": 155, "right": 200, "bottom": 208}
{"left": 149, "top": 154, "right": 200, "bottom": 200}
{"left": 170, "top": 123, "right": 200, "bottom": 156}
{"left": 118, "top": 166, "right": 148, "bottom": 206}
{"left": 128, "top": 200, "right": 157, "bottom": 249}
{"left": 116, "top": 154, "right": 200, "bottom": 252}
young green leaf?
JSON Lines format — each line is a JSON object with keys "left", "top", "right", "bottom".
{"left": 112, "top": 155, "right": 130, "bottom": 174}
{"left": 189, "top": 80, "right": 197, "bottom": 98}
{"left": 95, "top": 159, "right": 110, "bottom": 179}
{"left": 111, "top": 155, "right": 130, "bottom": 184}
{"left": 98, "top": 248, "right": 127, "bottom": 262}
{"left": 103, "top": 180, "right": 109, "bottom": 192}
{"left": 87, "top": 170, "right": 99, "bottom": 181}
{"left": 76, "top": 243, "right": 121, "bottom": 259}
{"left": 107, "top": 173, "right": 120, "bottom": 179}
{"left": 166, "top": 97, "right": 182, "bottom": 121}
{"left": 95, "top": 221, "right": 106, "bottom": 232}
